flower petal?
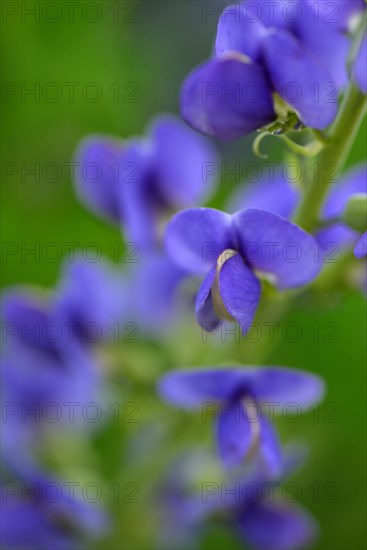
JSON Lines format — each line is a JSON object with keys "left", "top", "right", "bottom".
{"left": 327, "top": 0, "right": 366, "bottom": 31}
{"left": 1, "top": 290, "right": 52, "bottom": 352}
{"left": 124, "top": 252, "right": 185, "bottom": 335}
{"left": 354, "top": 231, "right": 367, "bottom": 258}
{"left": 237, "top": 500, "right": 317, "bottom": 550}
{"left": 247, "top": 367, "right": 325, "bottom": 408}
{"left": 74, "top": 137, "right": 122, "bottom": 222}
{"left": 165, "top": 208, "right": 233, "bottom": 275}
{"left": 294, "top": 1, "right": 350, "bottom": 88}
{"left": 180, "top": 56, "right": 275, "bottom": 141}
{"left": 317, "top": 164, "right": 367, "bottom": 252}
{"left": 259, "top": 415, "right": 282, "bottom": 476}
{"left": 215, "top": 3, "right": 267, "bottom": 61}
{"left": 218, "top": 253, "right": 261, "bottom": 333}
{"left": 116, "top": 141, "right": 157, "bottom": 248}
{"left": 149, "top": 114, "right": 218, "bottom": 207}
{"left": 158, "top": 366, "right": 324, "bottom": 411}
{"left": 158, "top": 368, "right": 250, "bottom": 409}
{"left": 323, "top": 164, "right": 367, "bottom": 220}
{"left": 354, "top": 34, "right": 367, "bottom": 94}
{"left": 226, "top": 171, "right": 299, "bottom": 218}
{"left": 234, "top": 209, "right": 321, "bottom": 288}
{"left": 53, "top": 255, "right": 125, "bottom": 341}
{"left": 195, "top": 265, "right": 221, "bottom": 331}
{"left": 262, "top": 29, "right": 338, "bottom": 129}
{"left": 216, "top": 400, "right": 253, "bottom": 469}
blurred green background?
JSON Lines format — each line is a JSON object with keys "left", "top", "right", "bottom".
{"left": 1, "top": 1, "right": 366, "bottom": 549}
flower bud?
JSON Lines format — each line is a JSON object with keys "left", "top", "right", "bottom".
{"left": 342, "top": 193, "right": 367, "bottom": 232}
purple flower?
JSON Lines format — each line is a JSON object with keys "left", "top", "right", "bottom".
{"left": 0, "top": 256, "right": 123, "bottom": 453}
{"left": 354, "top": 231, "right": 367, "bottom": 258}
{"left": 158, "top": 366, "right": 324, "bottom": 471}
{"left": 165, "top": 207, "right": 320, "bottom": 333}
{"left": 1, "top": 462, "right": 107, "bottom": 550}
{"left": 317, "top": 164, "right": 367, "bottom": 253}
{"left": 53, "top": 255, "right": 126, "bottom": 344}
{"left": 128, "top": 252, "right": 190, "bottom": 335}
{"left": 234, "top": 492, "right": 317, "bottom": 550}
{"left": 1, "top": 289, "right": 98, "bottom": 404}
{"left": 75, "top": 114, "right": 218, "bottom": 248}
{"left": 157, "top": 445, "right": 318, "bottom": 550}
{"left": 0, "top": 292, "right": 99, "bottom": 455}
{"left": 226, "top": 163, "right": 366, "bottom": 258}
{"left": 179, "top": 0, "right": 364, "bottom": 140}
{"left": 226, "top": 170, "right": 300, "bottom": 218}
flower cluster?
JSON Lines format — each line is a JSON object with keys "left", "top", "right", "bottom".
{"left": 157, "top": 447, "right": 317, "bottom": 550}
{"left": 2, "top": 1, "right": 366, "bottom": 549}
{"left": 75, "top": 114, "right": 218, "bottom": 248}
{"left": 1, "top": 256, "right": 123, "bottom": 548}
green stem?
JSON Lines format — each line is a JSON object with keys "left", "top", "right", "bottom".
{"left": 294, "top": 82, "right": 367, "bottom": 232}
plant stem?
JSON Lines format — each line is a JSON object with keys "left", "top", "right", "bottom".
{"left": 294, "top": 82, "right": 367, "bottom": 232}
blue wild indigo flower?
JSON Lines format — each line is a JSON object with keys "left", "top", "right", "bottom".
{"left": 127, "top": 251, "right": 191, "bottom": 335}
{"left": 0, "top": 459, "right": 108, "bottom": 550}
{"left": 1, "top": 290, "right": 98, "bottom": 455}
{"left": 0, "top": 256, "right": 123, "bottom": 453}
{"left": 180, "top": 0, "right": 366, "bottom": 140}
{"left": 74, "top": 114, "right": 218, "bottom": 249}
{"left": 227, "top": 163, "right": 367, "bottom": 258}
{"left": 157, "top": 445, "right": 318, "bottom": 550}
{"left": 226, "top": 169, "right": 300, "bottom": 219}
{"left": 158, "top": 366, "right": 324, "bottom": 471}
{"left": 315, "top": 164, "right": 367, "bottom": 254}
{"left": 53, "top": 254, "right": 126, "bottom": 344}
{"left": 165, "top": 207, "right": 321, "bottom": 333}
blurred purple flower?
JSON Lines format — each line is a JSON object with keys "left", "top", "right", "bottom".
{"left": 226, "top": 170, "right": 300, "bottom": 218}
{"left": 0, "top": 462, "right": 107, "bottom": 550}
{"left": 0, "top": 292, "right": 99, "bottom": 454}
{"left": 1, "top": 289, "right": 98, "bottom": 405}
{"left": 157, "top": 445, "right": 318, "bottom": 550}
{"left": 0, "top": 256, "right": 124, "bottom": 453}
{"left": 180, "top": 0, "right": 366, "bottom": 140}
{"left": 74, "top": 114, "right": 218, "bottom": 248}
{"left": 165, "top": 207, "right": 320, "bottom": 333}
{"left": 128, "top": 252, "right": 190, "bottom": 335}
{"left": 227, "top": 163, "right": 366, "bottom": 258}
{"left": 316, "top": 164, "right": 367, "bottom": 253}
{"left": 158, "top": 366, "right": 324, "bottom": 471}
{"left": 53, "top": 254, "right": 126, "bottom": 344}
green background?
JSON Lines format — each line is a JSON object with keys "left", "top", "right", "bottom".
{"left": 1, "top": 1, "right": 366, "bottom": 549}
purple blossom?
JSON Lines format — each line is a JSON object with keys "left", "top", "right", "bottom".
{"left": 226, "top": 170, "right": 300, "bottom": 218}
{"left": 1, "top": 289, "right": 99, "bottom": 405}
{"left": 0, "top": 462, "right": 107, "bottom": 550}
{"left": 165, "top": 207, "right": 320, "bottom": 333}
{"left": 226, "top": 163, "right": 366, "bottom": 257}
{"left": 180, "top": 0, "right": 366, "bottom": 140}
{"left": 156, "top": 445, "right": 318, "bottom": 550}
{"left": 53, "top": 255, "right": 126, "bottom": 343}
{"left": 75, "top": 114, "right": 218, "bottom": 248}
{"left": 158, "top": 366, "right": 324, "bottom": 471}
{"left": 0, "top": 256, "right": 122, "bottom": 453}
{"left": 128, "top": 252, "right": 190, "bottom": 335}
{"left": 316, "top": 164, "right": 367, "bottom": 253}
{"left": 0, "top": 292, "right": 98, "bottom": 455}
